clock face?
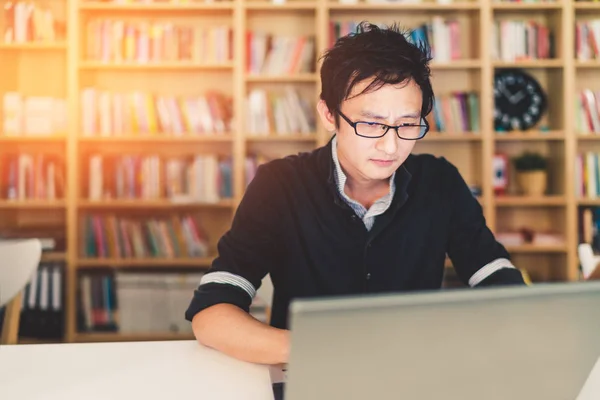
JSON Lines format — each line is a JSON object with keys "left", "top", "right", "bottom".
{"left": 493, "top": 69, "right": 547, "bottom": 131}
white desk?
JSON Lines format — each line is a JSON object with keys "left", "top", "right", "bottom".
{"left": 0, "top": 340, "right": 275, "bottom": 400}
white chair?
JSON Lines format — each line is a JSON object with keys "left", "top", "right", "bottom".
{"left": 256, "top": 274, "right": 274, "bottom": 323}
{"left": 578, "top": 243, "right": 600, "bottom": 280}
{"left": 0, "top": 239, "right": 42, "bottom": 344}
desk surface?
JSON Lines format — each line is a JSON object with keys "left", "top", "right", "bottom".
{"left": 0, "top": 340, "right": 274, "bottom": 400}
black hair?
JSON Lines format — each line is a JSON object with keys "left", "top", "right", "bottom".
{"left": 319, "top": 21, "right": 434, "bottom": 126}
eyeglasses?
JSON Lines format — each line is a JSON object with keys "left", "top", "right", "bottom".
{"left": 337, "top": 109, "right": 429, "bottom": 140}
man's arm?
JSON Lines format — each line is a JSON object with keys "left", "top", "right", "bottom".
{"left": 191, "top": 304, "right": 289, "bottom": 364}
{"left": 443, "top": 159, "right": 526, "bottom": 287}
{"left": 184, "top": 163, "right": 288, "bottom": 364}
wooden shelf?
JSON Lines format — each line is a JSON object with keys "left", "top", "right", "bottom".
{"left": 495, "top": 196, "right": 566, "bottom": 207}
{"left": 77, "top": 257, "right": 214, "bottom": 268}
{"left": 577, "top": 134, "right": 600, "bottom": 140}
{"left": 0, "top": 135, "right": 66, "bottom": 142}
{"left": 0, "top": 42, "right": 67, "bottom": 50}
{"left": 42, "top": 252, "right": 67, "bottom": 262}
{"left": 79, "top": 2, "right": 234, "bottom": 11}
{"left": 493, "top": 59, "right": 563, "bottom": 68}
{"left": 574, "top": 2, "right": 600, "bottom": 10}
{"left": 327, "top": 2, "right": 479, "bottom": 10}
{"left": 492, "top": 2, "right": 562, "bottom": 10}
{"left": 78, "top": 199, "right": 235, "bottom": 209}
{"left": 74, "top": 332, "right": 194, "bottom": 343}
{"left": 423, "top": 133, "right": 482, "bottom": 141}
{"left": 494, "top": 130, "right": 564, "bottom": 141}
{"left": 245, "top": 1, "right": 317, "bottom": 10}
{"left": 78, "top": 135, "right": 233, "bottom": 143}
{"left": 505, "top": 244, "right": 568, "bottom": 253}
{"left": 79, "top": 61, "right": 234, "bottom": 70}
{"left": 0, "top": 200, "right": 66, "bottom": 209}
{"left": 575, "top": 61, "right": 600, "bottom": 68}
{"left": 430, "top": 60, "right": 481, "bottom": 69}
{"left": 578, "top": 199, "right": 600, "bottom": 206}
{"left": 246, "top": 134, "right": 318, "bottom": 142}
{"left": 245, "top": 73, "right": 318, "bottom": 82}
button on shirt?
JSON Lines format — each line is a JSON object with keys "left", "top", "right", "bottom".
{"left": 185, "top": 136, "right": 525, "bottom": 329}
{"left": 331, "top": 136, "right": 395, "bottom": 231}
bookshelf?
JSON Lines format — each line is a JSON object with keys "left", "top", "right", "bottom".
{"left": 0, "top": 0, "right": 594, "bottom": 343}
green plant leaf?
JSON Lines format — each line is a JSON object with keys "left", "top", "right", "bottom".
{"left": 512, "top": 151, "right": 547, "bottom": 171}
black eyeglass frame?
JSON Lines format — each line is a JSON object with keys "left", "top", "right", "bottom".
{"left": 337, "top": 109, "right": 430, "bottom": 140}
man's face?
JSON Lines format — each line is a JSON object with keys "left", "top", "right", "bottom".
{"left": 318, "top": 78, "right": 423, "bottom": 183}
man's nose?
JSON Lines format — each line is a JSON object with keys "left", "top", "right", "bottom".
{"left": 376, "top": 128, "right": 398, "bottom": 155}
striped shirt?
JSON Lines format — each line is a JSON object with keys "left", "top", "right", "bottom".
{"left": 331, "top": 136, "right": 395, "bottom": 231}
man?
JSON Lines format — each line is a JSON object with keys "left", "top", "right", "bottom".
{"left": 184, "top": 22, "right": 525, "bottom": 365}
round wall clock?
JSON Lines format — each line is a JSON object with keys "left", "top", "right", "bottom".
{"left": 493, "top": 69, "right": 547, "bottom": 132}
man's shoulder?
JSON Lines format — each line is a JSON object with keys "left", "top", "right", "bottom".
{"left": 256, "top": 145, "right": 328, "bottom": 182}
{"left": 404, "top": 153, "right": 458, "bottom": 177}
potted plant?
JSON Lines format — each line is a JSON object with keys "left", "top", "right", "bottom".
{"left": 513, "top": 151, "right": 548, "bottom": 196}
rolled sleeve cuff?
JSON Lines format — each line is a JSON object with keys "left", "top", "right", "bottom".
{"left": 184, "top": 272, "right": 256, "bottom": 321}
{"left": 469, "top": 258, "right": 526, "bottom": 287}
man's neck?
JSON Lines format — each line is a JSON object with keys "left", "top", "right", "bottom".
{"left": 343, "top": 175, "right": 390, "bottom": 209}
{"left": 332, "top": 137, "right": 393, "bottom": 208}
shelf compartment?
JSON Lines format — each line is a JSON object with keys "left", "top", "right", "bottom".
{"left": 328, "top": 10, "right": 481, "bottom": 62}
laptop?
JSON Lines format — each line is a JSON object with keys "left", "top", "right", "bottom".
{"left": 283, "top": 281, "right": 600, "bottom": 400}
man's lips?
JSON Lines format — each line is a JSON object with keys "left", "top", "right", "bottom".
{"left": 371, "top": 159, "right": 395, "bottom": 166}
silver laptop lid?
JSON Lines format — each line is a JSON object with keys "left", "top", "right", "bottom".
{"left": 285, "top": 282, "right": 600, "bottom": 400}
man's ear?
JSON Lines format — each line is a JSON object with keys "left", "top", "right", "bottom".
{"left": 316, "top": 100, "right": 337, "bottom": 133}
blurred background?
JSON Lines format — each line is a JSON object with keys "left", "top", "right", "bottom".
{"left": 0, "top": 0, "right": 599, "bottom": 345}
